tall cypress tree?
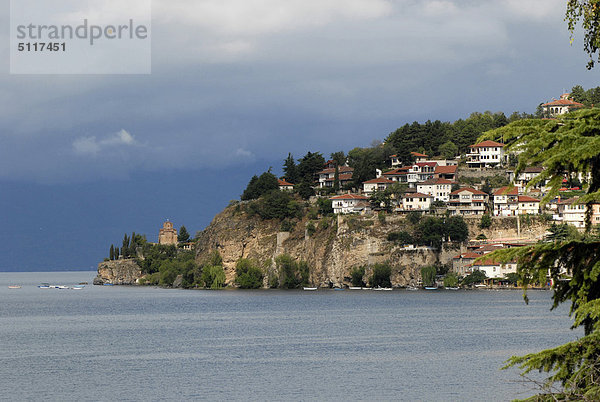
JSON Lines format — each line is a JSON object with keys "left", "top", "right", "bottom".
{"left": 109, "top": 244, "right": 114, "bottom": 260}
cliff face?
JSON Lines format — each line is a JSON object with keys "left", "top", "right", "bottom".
{"left": 195, "top": 205, "right": 490, "bottom": 287}
{"left": 94, "top": 259, "right": 142, "bottom": 285}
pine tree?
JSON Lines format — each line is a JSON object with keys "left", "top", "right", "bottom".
{"left": 122, "top": 234, "right": 130, "bottom": 258}
{"left": 481, "top": 109, "right": 600, "bottom": 399}
{"left": 178, "top": 225, "right": 190, "bottom": 243}
{"left": 109, "top": 244, "right": 114, "bottom": 260}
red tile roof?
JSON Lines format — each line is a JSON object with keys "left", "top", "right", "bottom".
{"left": 363, "top": 178, "right": 395, "bottom": 184}
{"left": 493, "top": 186, "right": 518, "bottom": 196}
{"left": 518, "top": 195, "right": 540, "bottom": 203}
{"left": 330, "top": 194, "right": 369, "bottom": 200}
{"left": 411, "top": 151, "right": 428, "bottom": 157}
{"left": 453, "top": 252, "right": 481, "bottom": 259}
{"left": 278, "top": 179, "right": 294, "bottom": 186}
{"left": 324, "top": 173, "right": 353, "bottom": 181}
{"left": 404, "top": 192, "right": 433, "bottom": 198}
{"left": 434, "top": 165, "right": 457, "bottom": 174}
{"left": 318, "top": 166, "right": 354, "bottom": 175}
{"left": 383, "top": 168, "right": 408, "bottom": 176}
{"left": 450, "top": 187, "right": 487, "bottom": 196}
{"left": 416, "top": 162, "right": 437, "bottom": 167}
{"left": 469, "top": 140, "right": 505, "bottom": 148}
{"left": 419, "top": 178, "right": 453, "bottom": 186}
{"left": 542, "top": 99, "right": 584, "bottom": 107}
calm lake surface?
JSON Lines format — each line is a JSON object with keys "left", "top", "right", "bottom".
{"left": 0, "top": 271, "right": 581, "bottom": 401}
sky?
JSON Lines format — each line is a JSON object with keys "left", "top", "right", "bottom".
{"left": 1, "top": 0, "right": 599, "bottom": 271}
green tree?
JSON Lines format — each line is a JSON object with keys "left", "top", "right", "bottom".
{"left": 406, "top": 211, "right": 421, "bottom": 225}
{"left": 109, "top": 244, "right": 114, "bottom": 260}
{"left": 439, "top": 140, "right": 458, "bottom": 159}
{"left": 566, "top": 1, "right": 600, "bottom": 68}
{"left": 446, "top": 216, "right": 469, "bottom": 243}
{"left": 122, "top": 234, "right": 130, "bottom": 258}
{"left": 443, "top": 272, "right": 459, "bottom": 288}
{"left": 421, "top": 265, "right": 437, "bottom": 287}
{"left": 275, "top": 254, "right": 309, "bottom": 289}
{"left": 178, "top": 225, "right": 190, "bottom": 243}
{"left": 350, "top": 266, "right": 366, "bottom": 287}
{"left": 317, "top": 198, "right": 333, "bottom": 216}
{"left": 369, "top": 263, "right": 392, "bottom": 288}
{"left": 241, "top": 171, "right": 279, "bottom": 200}
{"left": 235, "top": 258, "right": 264, "bottom": 289}
{"left": 295, "top": 181, "right": 315, "bottom": 200}
{"left": 571, "top": 84, "right": 589, "bottom": 105}
{"left": 480, "top": 214, "right": 492, "bottom": 229}
{"left": 297, "top": 152, "right": 325, "bottom": 184}
{"left": 283, "top": 153, "right": 299, "bottom": 184}
{"left": 479, "top": 109, "right": 600, "bottom": 399}
{"left": 386, "top": 231, "right": 413, "bottom": 244}
{"left": 201, "top": 265, "right": 226, "bottom": 289}
{"left": 462, "top": 270, "right": 487, "bottom": 286}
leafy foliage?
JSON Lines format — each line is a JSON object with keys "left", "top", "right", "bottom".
{"left": 443, "top": 272, "right": 459, "bottom": 288}
{"left": 369, "top": 263, "right": 392, "bottom": 288}
{"left": 462, "top": 270, "right": 487, "bottom": 286}
{"left": 421, "top": 265, "right": 436, "bottom": 287}
{"left": 178, "top": 225, "right": 190, "bottom": 243}
{"left": 350, "top": 266, "right": 366, "bottom": 287}
{"left": 480, "top": 109, "right": 600, "bottom": 399}
{"left": 275, "top": 254, "right": 310, "bottom": 289}
{"left": 201, "top": 265, "right": 226, "bottom": 289}
{"left": 386, "top": 231, "right": 413, "bottom": 244}
{"left": 566, "top": 1, "right": 600, "bottom": 69}
{"left": 241, "top": 172, "right": 279, "bottom": 201}
{"left": 235, "top": 258, "right": 264, "bottom": 289}
{"left": 480, "top": 214, "right": 492, "bottom": 229}
{"left": 249, "top": 190, "right": 303, "bottom": 220}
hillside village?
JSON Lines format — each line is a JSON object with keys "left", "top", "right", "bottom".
{"left": 97, "top": 89, "right": 600, "bottom": 288}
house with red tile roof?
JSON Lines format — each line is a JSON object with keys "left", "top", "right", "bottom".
{"left": 466, "top": 140, "right": 507, "bottom": 169}
{"left": 382, "top": 167, "right": 410, "bottom": 184}
{"left": 492, "top": 186, "right": 519, "bottom": 216}
{"left": 471, "top": 257, "right": 517, "bottom": 280}
{"left": 452, "top": 252, "right": 481, "bottom": 276}
{"left": 517, "top": 195, "right": 541, "bottom": 215}
{"left": 330, "top": 193, "right": 371, "bottom": 214}
{"left": 362, "top": 177, "right": 395, "bottom": 195}
{"left": 278, "top": 179, "right": 294, "bottom": 191}
{"left": 401, "top": 192, "right": 433, "bottom": 211}
{"left": 316, "top": 166, "right": 354, "bottom": 188}
{"left": 507, "top": 166, "right": 547, "bottom": 192}
{"left": 434, "top": 164, "right": 457, "bottom": 181}
{"left": 416, "top": 178, "right": 453, "bottom": 202}
{"left": 447, "top": 187, "right": 489, "bottom": 215}
{"left": 542, "top": 93, "right": 584, "bottom": 116}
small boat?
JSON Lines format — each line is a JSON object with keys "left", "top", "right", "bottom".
{"left": 56, "top": 285, "right": 69, "bottom": 289}
{"left": 38, "top": 283, "right": 50, "bottom": 289}
{"left": 373, "top": 287, "right": 393, "bottom": 291}
{"left": 8, "top": 285, "right": 21, "bottom": 289}
{"left": 78, "top": 282, "right": 89, "bottom": 285}
{"left": 361, "top": 287, "right": 372, "bottom": 290}
{"left": 71, "top": 285, "right": 85, "bottom": 290}
{"left": 445, "top": 287, "right": 460, "bottom": 290}
{"left": 103, "top": 283, "right": 114, "bottom": 286}
{"left": 333, "top": 288, "right": 345, "bottom": 291}
{"left": 406, "top": 286, "right": 418, "bottom": 291}
{"left": 474, "top": 284, "right": 487, "bottom": 288}
{"left": 425, "top": 287, "right": 438, "bottom": 290}
{"left": 348, "top": 287, "right": 362, "bottom": 290}
{"left": 303, "top": 287, "right": 317, "bottom": 291}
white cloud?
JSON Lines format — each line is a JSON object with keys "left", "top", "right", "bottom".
{"left": 73, "top": 129, "right": 137, "bottom": 155}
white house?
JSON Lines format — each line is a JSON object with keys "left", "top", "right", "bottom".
{"left": 448, "top": 187, "right": 489, "bottom": 215}
{"left": 493, "top": 186, "right": 519, "bottom": 216}
{"left": 507, "top": 167, "right": 546, "bottom": 192}
{"left": 553, "top": 197, "right": 586, "bottom": 228}
{"left": 407, "top": 162, "right": 437, "bottom": 186}
{"left": 517, "top": 195, "right": 541, "bottom": 215}
{"left": 416, "top": 178, "right": 452, "bottom": 202}
{"left": 330, "top": 194, "right": 370, "bottom": 214}
{"left": 363, "top": 177, "right": 395, "bottom": 195}
{"left": 317, "top": 166, "right": 354, "bottom": 188}
{"left": 434, "top": 165, "right": 457, "bottom": 181}
{"left": 278, "top": 179, "right": 294, "bottom": 191}
{"left": 401, "top": 192, "right": 433, "bottom": 211}
{"left": 542, "top": 93, "right": 584, "bottom": 117}
{"left": 382, "top": 167, "right": 410, "bottom": 183}
{"left": 466, "top": 140, "right": 507, "bottom": 169}
{"left": 472, "top": 258, "right": 518, "bottom": 279}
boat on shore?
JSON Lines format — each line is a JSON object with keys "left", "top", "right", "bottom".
{"left": 425, "top": 287, "right": 438, "bottom": 290}
{"left": 373, "top": 287, "right": 393, "bottom": 291}
{"left": 445, "top": 287, "right": 460, "bottom": 290}
{"left": 348, "top": 287, "right": 361, "bottom": 290}
{"left": 303, "top": 287, "right": 317, "bottom": 291}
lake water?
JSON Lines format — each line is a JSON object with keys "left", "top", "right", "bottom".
{"left": 0, "top": 271, "right": 581, "bottom": 401}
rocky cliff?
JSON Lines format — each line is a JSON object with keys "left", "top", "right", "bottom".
{"left": 195, "top": 203, "right": 551, "bottom": 288}
{"left": 94, "top": 259, "right": 142, "bottom": 285}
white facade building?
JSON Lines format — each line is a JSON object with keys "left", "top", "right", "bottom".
{"left": 466, "top": 140, "right": 507, "bottom": 169}
{"left": 330, "top": 194, "right": 370, "bottom": 214}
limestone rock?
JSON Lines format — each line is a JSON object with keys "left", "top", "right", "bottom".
{"left": 96, "top": 259, "right": 142, "bottom": 285}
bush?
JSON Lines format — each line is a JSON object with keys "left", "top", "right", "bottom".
{"left": 443, "top": 272, "right": 459, "bottom": 287}
{"left": 421, "top": 265, "right": 436, "bottom": 287}
{"left": 235, "top": 258, "right": 264, "bottom": 289}
{"left": 407, "top": 211, "right": 421, "bottom": 225}
{"left": 201, "top": 265, "right": 226, "bottom": 289}
{"left": 280, "top": 219, "right": 295, "bottom": 232}
{"left": 306, "top": 221, "right": 316, "bottom": 237}
{"left": 369, "top": 263, "right": 392, "bottom": 288}
{"left": 275, "top": 254, "right": 310, "bottom": 288}
{"left": 350, "top": 266, "right": 366, "bottom": 287}
{"left": 462, "top": 270, "right": 487, "bottom": 286}
{"left": 387, "top": 231, "right": 413, "bottom": 244}
{"left": 317, "top": 198, "right": 334, "bottom": 216}
{"left": 249, "top": 190, "right": 302, "bottom": 220}
{"left": 480, "top": 214, "right": 492, "bottom": 229}
{"left": 378, "top": 211, "right": 386, "bottom": 224}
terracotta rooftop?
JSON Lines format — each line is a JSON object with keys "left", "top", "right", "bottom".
{"left": 469, "top": 140, "right": 505, "bottom": 148}
{"left": 434, "top": 165, "right": 457, "bottom": 174}
{"left": 411, "top": 151, "right": 428, "bottom": 157}
{"left": 450, "top": 187, "right": 487, "bottom": 196}
{"left": 318, "top": 166, "right": 354, "bottom": 175}
{"left": 419, "top": 178, "right": 453, "bottom": 186}
{"left": 324, "top": 173, "right": 353, "bottom": 181}
{"left": 518, "top": 195, "right": 540, "bottom": 203}
{"left": 363, "top": 178, "right": 395, "bottom": 184}
{"left": 404, "top": 192, "right": 433, "bottom": 198}
{"left": 493, "top": 186, "right": 518, "bottom": 196}
{"left": 542, "top": 99, "right": 584, "bottom": 107}
{"left": 330, "top": 194, "right": 369, "bottom": 200}
{"left": 278, "top": 179, "right": 294, "bottom": 186}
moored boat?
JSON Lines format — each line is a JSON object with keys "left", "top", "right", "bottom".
{"left": 303, "top": 287, "right": 317, "bottom": 291}
{"left": 8, "top": 285, "right": 22, "bottom": 289}
{"left": 348, "top": 287, "right": 361, "bottom": 290}
{"left": 425, "top": 287, "right": 438, "bottom": 290}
